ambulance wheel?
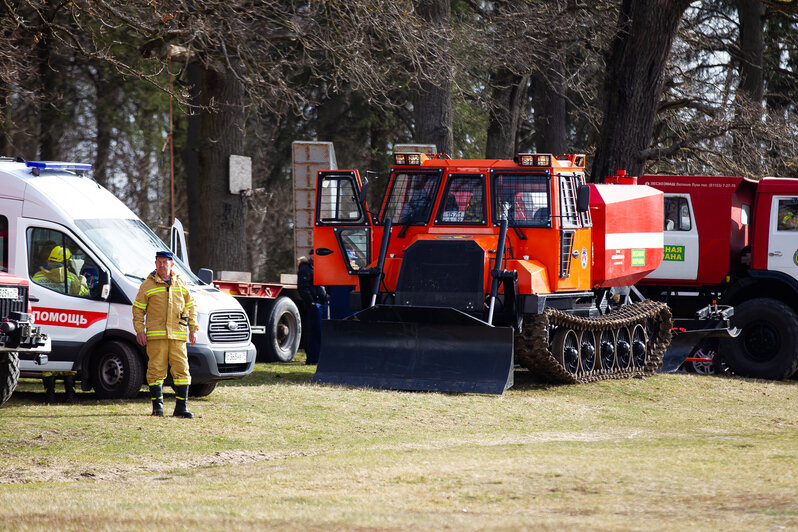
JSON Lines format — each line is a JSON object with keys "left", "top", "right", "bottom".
{"left": 0, "top": 352, "right": 20, "bottom": 407}
{"left": 92, "top": 341, "right": 145, "bottom": 399}
{"left": 720, "top": 298, "right": 798, "bottom": 380}
{"left": 188, "top": 382, "right": 217, "bottom": 397}
{"left": 256, "top": 297, "right": 301, "bottom": 363}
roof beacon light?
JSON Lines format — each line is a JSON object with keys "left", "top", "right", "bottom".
{"left": 394, "top": 153, "right": 407, "bottom": 165}
{"left": 26, "top": 161, "right": 92, "bottom": 172}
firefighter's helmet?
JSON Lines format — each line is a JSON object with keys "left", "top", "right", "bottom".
{"left": 48, "top": 246, "right": 72, "bottom": 263}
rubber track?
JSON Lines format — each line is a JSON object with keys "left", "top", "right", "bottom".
{"left": 514, "top": 300, "right": 673, "bottom": 384}
{"left": 0, "top": 352, "right": 20, "bottom": 407}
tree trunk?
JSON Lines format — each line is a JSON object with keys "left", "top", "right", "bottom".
{"left": 533, "top": 52, "right": 567, "bottom": 155}
{"left": 412, "top": 0, "right": 452, "bottom": 155}
{"left": 590, "top": 0, "right": 691, "bottom": 181}
{"left": 195, "top": 59, "right": 248, "bottom": 273}
{"left": 737, "top": 0, "right": 765, "bottom": 102}
{"left": 93, "top": 65, "right": 117, "bottom": 188}
{"left": 485, "top": 68, "right": 528, "bottom": 159}
{"left": 181, "top": 62, "right": 202, "bottom": 269}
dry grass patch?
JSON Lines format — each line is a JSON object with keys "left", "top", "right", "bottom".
{"left": 0, "top": 360, "right": 796, "bottom": 530}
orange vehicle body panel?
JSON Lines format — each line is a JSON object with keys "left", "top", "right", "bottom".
{"left": 312, "top": 155, "right": 665, "bottom": 306}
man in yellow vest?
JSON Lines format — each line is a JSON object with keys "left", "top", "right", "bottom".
{"left": 132, "top": 250, "right": 198, "bottom": 418}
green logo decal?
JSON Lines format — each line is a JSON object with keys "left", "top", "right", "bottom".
{"left": 631, "top": 249, "right": 645, "bottom": 266}
{"left": 664, "top": 245, "right": 685, "bottom": 261}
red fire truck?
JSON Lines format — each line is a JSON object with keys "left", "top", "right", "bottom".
{"left": 637, "top": 174, "right": 798, "bottom": 379}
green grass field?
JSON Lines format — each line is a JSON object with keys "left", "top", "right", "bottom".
{"left": 1, "top": 358, "right": 796, "bottom": 531}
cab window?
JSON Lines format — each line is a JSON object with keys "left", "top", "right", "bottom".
{"left": 777, "top": 198, "right": 798, "bottom": 231}
{"left": 436, "top": 175, "right": 485, "bottom": 224}
{"left": 317, "top": 175, "right": 363, "bottom": 223}
{"left": 382, "top": 172, "right": 441, "bottom": 225}
{"left": 664, "top": 197, "right": 692, "bottom": 231}
{"left": 27, "top": 228, "right": 98, "bottom": 298}
{"left": 492, "top": 173, "right": 550, "bottom": 227}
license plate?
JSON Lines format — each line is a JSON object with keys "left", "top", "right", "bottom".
{"left": 0, "top": 287, "right": 18, "bottom": 299}
{"left": 224, "top": 351, "right": 247, "bottom": 364}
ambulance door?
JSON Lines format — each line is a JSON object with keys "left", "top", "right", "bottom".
{"left": 769, "top": 196, "right": 798, "bottom": 281}
{"left": 647, "top": 194, "right": 699, "bottom": 280}
{"left": 23, "top": 221, "right": 111, "bottom": 371}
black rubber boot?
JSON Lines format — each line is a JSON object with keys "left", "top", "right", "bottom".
{"left": 64, "top": 375, "right": 76, "bottom": 403}
{"left": 149, "top": 384, "right": 164, "bottom": 417}
{"left": 172, "top": 385, "right": 193, "bottom": 419}
{"left": 43, "top": 376, "right": 56, "bottom": 404}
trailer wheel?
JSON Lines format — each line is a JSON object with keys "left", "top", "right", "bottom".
{"left": 91, "top": 340, "right": 145, "bottom": 399}
{"left": 256, "top": 297, "right": 301, "bottom": 363}
{"left": 0, "top": 352, "right": 20, "bottom": 407}
{"left": 720, "top": 298, "right": 798, "bottom": 380}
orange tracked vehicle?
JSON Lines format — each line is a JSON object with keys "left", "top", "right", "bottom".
{"left": 310, "top": 153, "right": 672, "bottom": 393}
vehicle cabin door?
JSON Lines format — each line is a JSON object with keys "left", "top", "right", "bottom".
{"left": 313, "top": 170, "right": 372, "bottom": 290}
{"left": 23, "top": 220, "right": 111, "bottom": 372}
{"left": 647, "top": 194, "right": 699, "bottom": 280}
{"left": 770, "top": 196, "right": 798, "bottom": 281}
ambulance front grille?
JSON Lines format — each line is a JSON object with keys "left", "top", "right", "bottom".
{"left": 208, "top": 310, "right": 250, "bottom": 343}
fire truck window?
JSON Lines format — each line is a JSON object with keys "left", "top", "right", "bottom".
{"left": 436, "top": 175, "right": 485, "bottom": 224}
{"left": 383, "top": 172, "right": 440, "bottom": 225}
{"left": 318, "top": 177, "right": 362, "bottom": 223}
{"left": 493, "top": 173, "right": 549, "bottom": 227}
{"left": 0, "top": 215, "right": 7, "bottom": 272}
{"left": 777, "top": 199, "right": 798, "bottom": 231}
{"left": 27, "top": 227, "right": 94, "bottom": 298}
{"left": 665, "top": 197, "right": 691, "bottom": 231}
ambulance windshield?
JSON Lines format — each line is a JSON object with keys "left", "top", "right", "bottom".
{"left": 74, "top": 218, "right": 198, "bottom": 283}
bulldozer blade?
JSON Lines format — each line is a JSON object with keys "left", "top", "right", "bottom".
{"left": 660, "top": 327, "right": 739, "bottom": 373}
{"left": 312, "top": 305, "right": 515, "bottom": 394}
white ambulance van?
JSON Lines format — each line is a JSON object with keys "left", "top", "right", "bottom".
{"left": 0, "top": 158, "right": 256, "bottom": 398}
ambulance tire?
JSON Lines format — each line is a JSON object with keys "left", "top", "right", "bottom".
{"left": 720, "top": 298, "right": 798, "bottom": 380}
{"left": 256, "top": 297, "right": 301, "bottom": 363}
{"left": 92, "top": 340, "right": 145, "bottom": 399}
{"left": 0, "top": 352, "right": 20, "bottom": 407}
{"left": 188, "top": 382, "right": 217, "bottom": 397}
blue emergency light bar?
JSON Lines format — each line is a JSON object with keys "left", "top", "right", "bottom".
{"left": 26, "top": 161, "right": 92, "bottom": 172}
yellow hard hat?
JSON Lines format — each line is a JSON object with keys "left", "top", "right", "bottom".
{"left": 49, "top": 246, "right": 71, "bottom": 263}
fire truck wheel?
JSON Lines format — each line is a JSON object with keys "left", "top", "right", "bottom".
{"left": 0, "top": 352, "right": 20, "bottom": 407}
{"left": 720, "top": 298, "right": 798, "bottom": 380}
{"left": 92, "top": 341, "right": 145, "bottom": 399}
{"left": 255, "top": 297, "right": 301, "bottom": 363}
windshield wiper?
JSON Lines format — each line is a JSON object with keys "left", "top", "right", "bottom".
{"left": 124, "top": 273, "right": 146, "bottom": 282}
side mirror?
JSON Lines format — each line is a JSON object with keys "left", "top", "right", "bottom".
{"left": 98, "top": 270, "right": 111, "bottom": 300}
{"left": 197, "top": 268, "right": 214, "bottom": 285}
{"left": 360, "top": 172, "right": 375, "bottom": 221}
{"left": 576, "top": 184, "right": 591, "bottom": 212}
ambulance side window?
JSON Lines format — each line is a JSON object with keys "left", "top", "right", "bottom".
{"left": 27, "top": 228, "right": 99, "bottom": 298}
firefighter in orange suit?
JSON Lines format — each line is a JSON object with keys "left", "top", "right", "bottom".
{"left": 132, "top": 250, "right": 198, "bottom": 418}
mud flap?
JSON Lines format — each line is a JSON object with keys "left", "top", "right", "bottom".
{"left": 660, "top": 327, "right": 739, "bottom": 373}
{"left": 312, "top": 305, "right": 514, "bottom": 394}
